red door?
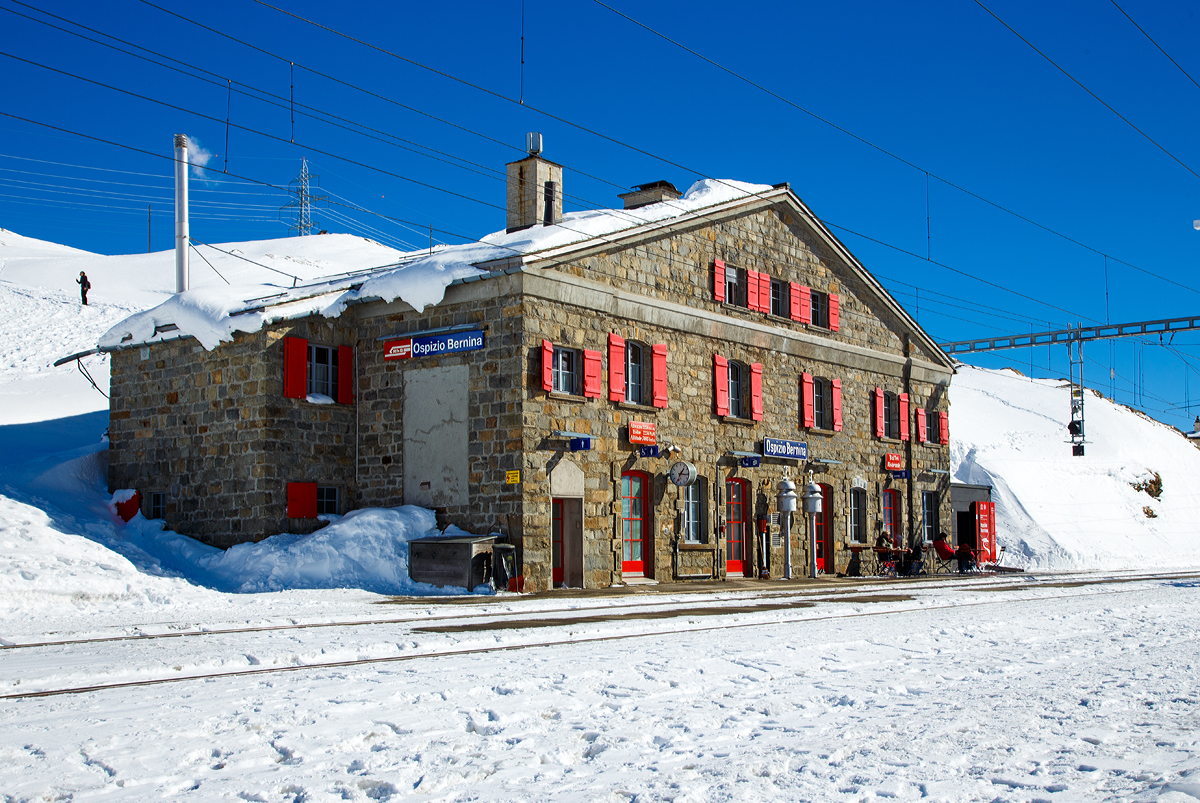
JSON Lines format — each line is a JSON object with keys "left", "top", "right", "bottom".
{"left": 552, "top": 499, "right": 564, "bottom": 585}
{"left": 725, "top": 478, "right": 750, "bottom": 575}
{"left": 815, "top": 483, "right": 834, "bottom": 572}
{"left": 883, "top": 489, "right": 901, "bottom": 542}
{"left": 621, "top": 471, "right": 649, "bottom": 574}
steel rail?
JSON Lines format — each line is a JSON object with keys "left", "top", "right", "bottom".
{"left": 4, "top": 573, "right": 1187, "bottom": 702}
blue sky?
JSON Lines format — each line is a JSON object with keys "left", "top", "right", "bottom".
{"left": 5, "top": 0, "right": 1200, "bottom": 433}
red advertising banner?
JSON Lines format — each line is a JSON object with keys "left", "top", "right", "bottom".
{"left": 628, "top": 420, "right": 657, "bottom": 445}
{"left": 383, "top": 339, "right": 412, "bottom": 360}
{"left": 884, "top": 453, "right": 903, "bottom": 471}
{"left": 976, "top": 501, "right": 996, "bottom": 563}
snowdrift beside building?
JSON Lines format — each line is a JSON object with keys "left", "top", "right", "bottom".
{"left": 951, "top": 364, "right": 1200, "bottom": 571}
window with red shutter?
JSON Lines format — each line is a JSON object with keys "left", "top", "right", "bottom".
{"left": 790, "top": 282, "right": 803, "bottom": 322}
{"left": 651, "top": 344, "right": 668, "bottom": 408}
{"left": 608, "top": 334, "right": 625, "bottom": 401}
{"left": 337, "top": 345, "right": 354, "bottom": 404}
{"left": 286, "top": 482, "right": 318, "bottom": 518}
{"left": 915, "top": 407, "right": 927, "bottom": 443}
{"left": 747, "top": 270, "right": 760, "bottom": 312}
{"left": 798, "top": 285, "right": 812, "bottom": 324}
{"left": 801, "top": 372, "right": 815, "bottom": 428}
{"left": 829, "top": 293, "right": 840, "bottom": 331}
{"left": 713, "top": 259, "right": 726, "bottom": 303}
{"left": 874, "top": 387, "right": 885, "bottom": 438}
{"left": 899, "top": 393, "right": 910, "bottom": 441}
{"left": 541, "top": 340, "right": 555, "bottom": 392}
{"left": 714, "top": 355, "right": 729, "bottom": 416}
{"left": 750, "top": 363, "right": 763, "bottom": 421}
{"left": 583, "top": 350, "right": 602, "bottom": 399}
{"left": 832, "top": 379, "right": 843, "bottom": 431}
{"left": 758, "top": 273, "right": 771, "bottom": 313}
{"left": 283, "top": 336, "right": 308, "bottom": 399}
{"left": 939, "top": 411, "right": 949, "bottom": 445}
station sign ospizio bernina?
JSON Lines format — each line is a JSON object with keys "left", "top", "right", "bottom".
{"left": 384, "top": 330, "right": 486, "bottom": 360}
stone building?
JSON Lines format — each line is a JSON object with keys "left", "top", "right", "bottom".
{"left": 105, "top": 142, "right": 956, "bottom": 590}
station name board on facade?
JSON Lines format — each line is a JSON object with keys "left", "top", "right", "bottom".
{"left": 384, "top": 330, "right": 485, "bottom": 360}
{"left": 763, "top": 438, "right": 808, "bottom": 460}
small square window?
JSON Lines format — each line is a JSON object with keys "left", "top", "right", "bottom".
{"left": 316, "top": 486, "right": 339, "bottom": 516}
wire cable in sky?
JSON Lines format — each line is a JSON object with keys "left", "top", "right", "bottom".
{"left": 1108, "top": 0, "right": 1200, "bottom": 95}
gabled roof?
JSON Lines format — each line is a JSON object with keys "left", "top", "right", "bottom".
{"left": 99, "top": 178, "right": 952, "bottom": 371}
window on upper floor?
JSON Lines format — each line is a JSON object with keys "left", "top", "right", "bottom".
{"left": 552, "top": 346, "right": 578, "bottom": 395}
{"left": 308, "top": 344, "right": 340, "bottom": 400}
{"left": 728, "top": 361, "right": 745, "bottom": 418}
{"left": 925, "top": 409, "right": 941, "bottom": 444}
{"left": 873, "top": 388, "right": 909, "bottom": 440}
{"left": 801, "top": 373, "right": 842, "bottom": 431}
{"left": 810, "top": 290, "right": 829, "bottom": 329}
{"left": 813, "top": 377, "right": 832, "bottom": 430}
{"left": 714, "top": 355, "right": 762, "bottom": 421}
{"left": 883, "top": 391, "right": 900, "bottom": 439}
{"left": 626, "top": 341, "right": 645, "bottom": 405}
{"left": 284, "top": 336, "right": 354, "bottom": 403}
{"left": 770, "top": 278, "right": 789, "bottom": 318}
{"left": 725, "top": 263, "right": 746, "bottom": 308}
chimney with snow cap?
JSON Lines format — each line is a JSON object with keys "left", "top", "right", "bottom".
{"left": 618, "top": 180, "right": 681, "bottom": 210}
{"left": 506, "top": 133, "right": 562, "bottom": 232}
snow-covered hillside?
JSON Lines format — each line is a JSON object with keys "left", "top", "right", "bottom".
{"left": 952, "top": 365, "right": 1200, "bottom": 571}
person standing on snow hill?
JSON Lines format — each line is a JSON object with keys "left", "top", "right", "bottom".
{"left": 77, "top": 271, "right": 91, "bottom": 305}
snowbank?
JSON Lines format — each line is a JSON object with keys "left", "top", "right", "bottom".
{"left": 951, "top": 364, "right": 1200, "bottom": 571}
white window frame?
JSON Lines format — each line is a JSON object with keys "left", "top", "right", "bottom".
{"left": 552, "top": 347, "right": 579, "bottom": 395}
{"left": 308, "top": 344, "right": 339, "bottom": 398}
{"left": 810, "top": 290, "right": 830, "bottom": 329}
{"left": 626, "top": 341, "right": 645, "bottom": 405}
{"left": 921, "top": 491, "right": 939, "bottom": 543}
{"left": 682, "top": 479, "right": 706, "bottom": 543}
{"left": 728, "top": 361, "right": 747, "bottom": 419}
{"left": 849, "top": 488, "right": 866, "bottom": 543}
{"left": 770, "top": 278, "right": 789, "bottom": 318}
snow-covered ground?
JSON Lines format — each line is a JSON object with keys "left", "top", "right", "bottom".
{"left": 3, "top": 225, "right": 1200, "bottom": 800}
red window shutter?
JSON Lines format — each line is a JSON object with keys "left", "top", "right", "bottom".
{"left": 747, "top": 270, "right": 760, "bottom": 312}
{"left": 750, "top": 363, "right": 764, "bottom": 421}
{"left": 759, "top": 272, "right": 771, "bottom": 313}
{"left": 801, "top": 372, "right": 815, "bottom": 428}
{"left": 651, "top": 343, "right": 668, "bottom": 409}
{"left": 790, "top": 282, "right": 803, "bottom": 322}
{"left": 829, "top": 293, "right": 840, "bottom": 331}
{"left": 608, "top": 333, "right": 625, "bottom": 401}
{"left": 899, "top": 393, "right": 910, "bottom": 441}
{"left": 337, "top": 345, "right": 354, "bottom": 404}
{"left": 713, "top": 259, "right": 726, "bottom": 303}
{"left": 915, "top": 407, "right": 927, "bottom": 443}
{"left": 287, "top": 482, "right": 317, "bottom": 518}
{"left": 714, "top": 354, "right": 729, "bottom": 416}
{"left": 283, "top": 336, "right": 308, "bottom": 399}
{"left": 874, "top": 387, "right": 884, "bottom": 438}
{"left": 939, "top": 411, "right": 950, "bottom": 445}
{"left": 798, "top": 285, "right": 812, "bottom": 324}
{"left": 583, "top": 349, "right": 602, "bottom": 399}
{"left": 832, "top": 378, "right": 843, "bottom": 431}
{"left": 541, "top": 340, "right": 554, "bottom": 392}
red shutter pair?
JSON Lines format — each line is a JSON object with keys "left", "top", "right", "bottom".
{"left": 801, "top": 372, "right": 843, "bottom": 431}
{"left": 283, "top": 336, "right": 353, "bottom": 404}
{"left": 714, "top": 355, "right": 762, "bottom": 419}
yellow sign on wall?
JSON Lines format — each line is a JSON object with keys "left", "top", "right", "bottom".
{"left": 505, "top": 470, "right": 521, "bottom": 484}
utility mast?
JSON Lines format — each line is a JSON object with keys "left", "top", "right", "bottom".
{"left": 279, "top": 158, "right": 327, "bottom": 236}
{"left": 1066, "top": 324, "right": 1086, "bottom": 456}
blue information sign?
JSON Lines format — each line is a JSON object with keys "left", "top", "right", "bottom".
{"left": 569, "top": 437, "right": 592, "bottom": 452}
{"left": 639, "top": 445, "right": 660, "bottom": 458}
{"left": 740, "top": 456, "right": 761, "bottom": 468}
{"left": 384, "top": 330, "right": 485, "bottom": 360}
{"left": 891, "top": 470, "right": 911, "bottom": 480}
{"left": 763, "top": 438, "right": 808, "bottom": 460}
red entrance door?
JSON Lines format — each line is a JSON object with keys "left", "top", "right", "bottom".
{"left": 725, "top": 478, "right": 750, "bottom": 575}
{"left": 621, "top": 471, "right": 649, "bottom": 574}
{"left": 883, "top": 489, "right": 901, "bottom": 543}
{"left": 551, "top": 499, "right": 564, "bottom": 585}
{"left": 815, "top": 483, "right": 834, "bottom": 572}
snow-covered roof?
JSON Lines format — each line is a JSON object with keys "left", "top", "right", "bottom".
{"left": 98, "top": 179, "right": 775, "bottom": 351}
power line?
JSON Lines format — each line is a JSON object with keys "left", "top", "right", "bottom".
{"left": 974, "top": 0, "right": 1200, "bottom": 181}
{"left": 1109, "top": 0, "right": 1200, "bottom": 95}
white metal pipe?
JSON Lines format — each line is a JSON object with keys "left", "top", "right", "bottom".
{"left": 174, "top": 133, "right": 189, "bottom": 293}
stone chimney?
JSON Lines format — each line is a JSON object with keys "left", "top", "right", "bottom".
{"left": 506, "top": 133, "right": 563, "bottom": 232}
{"left": 618, "top": 180, "right": 681, "bottom": 210}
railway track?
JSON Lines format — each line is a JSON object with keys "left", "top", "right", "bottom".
{"left": 5, "top": 571, "right": 1191, "bottom": 702}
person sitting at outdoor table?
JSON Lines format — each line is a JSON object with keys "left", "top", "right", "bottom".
{"left": 904, "top": 536, "right": 924, "bottom": 576}
{"left": 933, "top": 532, "right": 974, "bottom": 573}
{"left": 875, "top": 528, "right": 894, "bottom": 551}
